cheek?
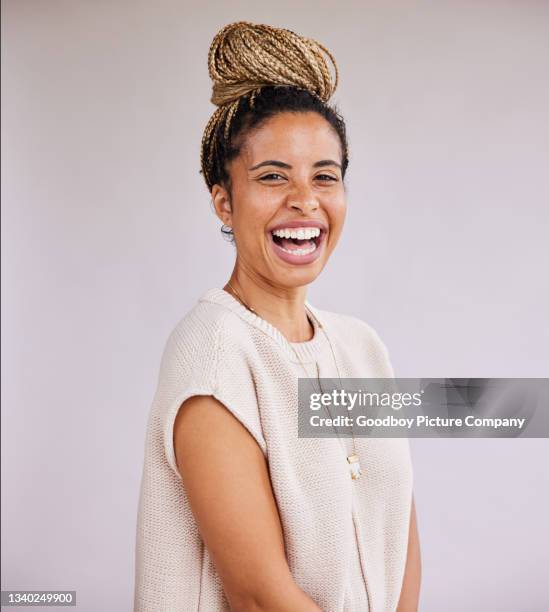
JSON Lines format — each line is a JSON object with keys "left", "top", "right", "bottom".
{"left": 232, "top": 196, "right": 276, "bottom": 241}
{"left": 326, "top": 194, "right": 347, "bottom": 225}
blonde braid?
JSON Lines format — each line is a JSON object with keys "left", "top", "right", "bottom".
{"left": 200, "top": 21, "right": 340, "bottom": 191}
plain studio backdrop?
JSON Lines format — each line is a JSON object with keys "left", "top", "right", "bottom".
{"left": 2, "top": 1, "right": 548, "bottom": 610}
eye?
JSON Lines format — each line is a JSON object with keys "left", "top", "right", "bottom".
{"left": 315, "top": 174, "right": 338, "bottom": 182}
{"left": 258, "top": 173, "right": 287, "bottom": 182}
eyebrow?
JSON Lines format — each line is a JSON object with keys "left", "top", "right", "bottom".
{"left": 248, "top": 159, "right": 342, "bottom": 171}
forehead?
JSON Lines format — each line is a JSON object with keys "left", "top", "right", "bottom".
{"left": 238, "top": 111, "right": 342, "bottom": 164}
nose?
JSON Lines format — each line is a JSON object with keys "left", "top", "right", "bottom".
{"left": 286, "top": 183, "right": 319, "bottom": 214}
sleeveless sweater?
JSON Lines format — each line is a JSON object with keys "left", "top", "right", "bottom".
{"left": 134, "top": 288, "right": 413, "bottom": 612}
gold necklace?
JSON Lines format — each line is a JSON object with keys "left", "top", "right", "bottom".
{"left": 226, "top": 281, "right": 362, "bottom": 481}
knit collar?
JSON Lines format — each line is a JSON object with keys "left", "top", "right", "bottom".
{"left": 199, "top": 287, "right": 330, "bottom": 364}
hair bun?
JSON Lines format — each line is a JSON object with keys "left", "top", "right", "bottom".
{"left": 208, "top": 21, "right": 339, "bottom": 107}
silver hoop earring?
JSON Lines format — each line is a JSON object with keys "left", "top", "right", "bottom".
{"left": 220, "top": 223, "right": 235, "bottom": 243}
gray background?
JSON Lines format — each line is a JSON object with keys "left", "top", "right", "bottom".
{"left": 2, "top": 1, "right": 548, "bottom": 610}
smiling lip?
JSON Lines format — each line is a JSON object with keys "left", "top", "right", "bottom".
{"left": 268, "top": 219, "right": 328, "bottom": 233}
{"left": 267, "top": 219, "right": 328, "bottom": 266}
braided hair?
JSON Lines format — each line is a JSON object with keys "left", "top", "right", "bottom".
{"left": 200, "top": 22, "right": 349, "bottom": 194}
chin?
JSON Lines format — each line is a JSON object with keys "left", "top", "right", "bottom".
{"left": 269, "top": 259, "right": 326, "bottom": 289}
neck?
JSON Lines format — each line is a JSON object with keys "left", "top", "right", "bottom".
{"left": 224, "top": 269, "right": 314, "bottom": 343}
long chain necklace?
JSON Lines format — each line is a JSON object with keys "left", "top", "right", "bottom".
{"left": 226, "top": 282, "right": 362, "bottom": 481}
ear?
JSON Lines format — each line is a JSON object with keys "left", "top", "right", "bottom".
{"left": 211, "top": 184, "right": 233, "bottom": 227}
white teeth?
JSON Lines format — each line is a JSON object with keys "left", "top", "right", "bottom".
{"left": 277, "top": 242, "right": 318, "bottom": 256}
{"left": 272, "top": 227, "right": 321, "bottom": 239}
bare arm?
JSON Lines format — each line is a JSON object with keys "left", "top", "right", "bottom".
{"left": 396, "top": 495, "right": 422, "bottom": 612}
{"left": 173, "top": 395, "right": 322, "bottom": 612}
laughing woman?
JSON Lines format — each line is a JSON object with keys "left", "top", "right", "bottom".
{"left": 134, "top": 22, "right": 421, "bottom": 612}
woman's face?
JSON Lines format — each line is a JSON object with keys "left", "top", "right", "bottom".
{"left": 212, "top": 111, "right": 347, "bottom": 289}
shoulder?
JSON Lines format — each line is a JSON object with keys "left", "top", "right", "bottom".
{"left": 167, "top": 299, "right": 252, "bottom": 360}
{"left": 158, "top": 299, "right": 254, "bottom": 385}
{"left": 150, "top": 299, "right": 269, "bottom": 479}
{"left": 155, "top": 300, "right": 228, "bottom": 387}
{"left": 310, "top": 304, "right": 393, "bottom": 368}
{"left": 169, "top": 299, "right": 229, "bottom": 347}
{"left": 312, "top": 305, "right": 388, "bottom": 345}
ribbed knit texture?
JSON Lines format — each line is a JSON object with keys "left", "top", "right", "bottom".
{"left": 134, "top": 288, "right": 413, "bottom": 612}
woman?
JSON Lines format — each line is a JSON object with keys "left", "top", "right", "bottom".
{"left": 134, "top": 22, "right": 421, "bottom": 612}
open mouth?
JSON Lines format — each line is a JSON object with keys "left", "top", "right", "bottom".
{"left": 270, "top": 227, "right": 324, "bottom": 257}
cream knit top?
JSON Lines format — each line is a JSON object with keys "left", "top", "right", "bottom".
{"left": 134, "top": 288, "right": 413, "bottom": 612}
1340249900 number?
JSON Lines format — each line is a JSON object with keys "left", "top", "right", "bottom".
{"left": 0, "top": 590, "right": 76, "bottom": 607}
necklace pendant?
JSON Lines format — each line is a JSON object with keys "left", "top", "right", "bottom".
{"left": 347, "top": 454, "right": 362, "bottom": 480}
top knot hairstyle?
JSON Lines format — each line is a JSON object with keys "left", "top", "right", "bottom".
{"left": 200, "top": 21, "right": 349, "bottom": 192}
